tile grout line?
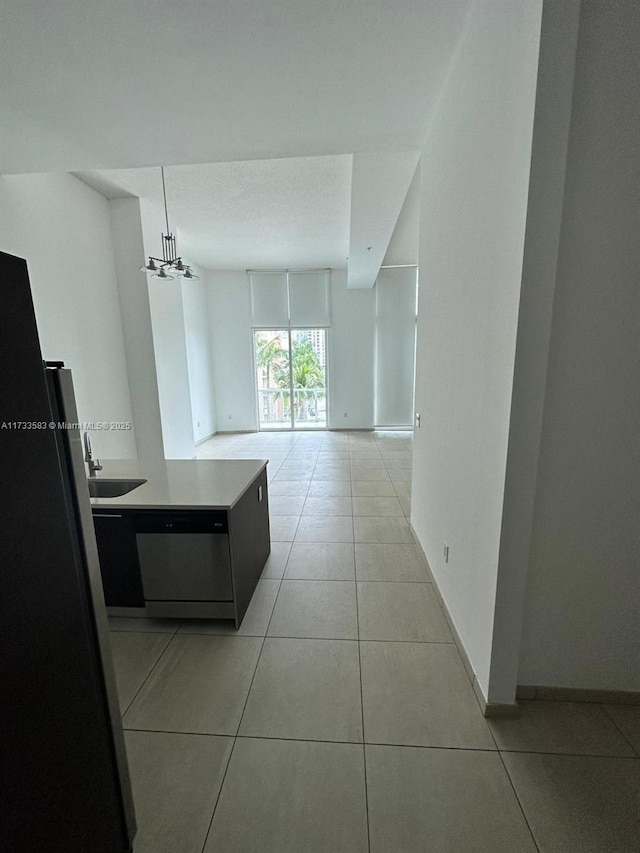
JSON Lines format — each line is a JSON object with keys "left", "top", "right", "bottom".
{"left": 496, "top": 750, "right": 541, "bottom": 852}
{"left": 119, "top": 630, "right": 179, "bottom": 719}
{"left": 598, "top": 704, "right": 640, "bottom": 757}
{"left": 179, "top": 632, "right": 454, "bottom": 646}
{"left": 198, "top": 487, "right": 293, "bottom": 853}
{"left": 197, "top": 732, "right": 237, "bottom": 853}
{"left": 119, "top": 723, "right": 640, "bottom": 759}
{"left": 199, "top": 436, "right": 309, "bottom": 852}
{"left": 273, "top": 576, "right": 429, "bottom": 584}
{"left": 352, "top": 500, "right": 372, "bottom": 853}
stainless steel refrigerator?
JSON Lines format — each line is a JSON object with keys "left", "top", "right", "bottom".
{"left": 0, "top": 251, "right": 136, "bottom": 851}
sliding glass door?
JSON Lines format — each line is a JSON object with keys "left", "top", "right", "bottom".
{"left": 254, "top": 329, "right": 327, "bottom": 430}
{"left": 290, "top": 329, "right": 327, "bottom": 429}
{"left": 254, "top": 330, "right": 289, "bottom": 429}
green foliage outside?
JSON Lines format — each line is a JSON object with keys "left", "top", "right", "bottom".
{"left": 256, "top": 334, "right": 324, "bottom": 390}
{"left": 255, "top": 334, "right": 285, "bottom": 390}
{"left": 256, "top": 333, "right": 325, "bottom": 420}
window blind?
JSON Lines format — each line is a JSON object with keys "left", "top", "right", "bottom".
{"left": 288, "top": 271, "right": 331, "bottom": 327}
{"left": 249, "top": 270, "right": 330, "bottom": 328}
{"left": 249, "top": 272, "right": 288, "bottom": 327}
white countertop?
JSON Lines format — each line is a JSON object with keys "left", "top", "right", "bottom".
{"left": 88, "top": 458, "right": 268, "bottom": 511}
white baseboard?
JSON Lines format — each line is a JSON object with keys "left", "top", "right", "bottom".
{"left": 409, "top": 523, "right": 519, "bottom": 718}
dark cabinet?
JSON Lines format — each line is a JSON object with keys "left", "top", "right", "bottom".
{"left": 91, "top": 467, "right": 270, "bottom": 626}
{"left": 93, "top": 512, "right": 145, "bottom": 608}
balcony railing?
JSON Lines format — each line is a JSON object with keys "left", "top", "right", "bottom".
{"left": 258, "top": 387, "right": 326, "bottom": 426}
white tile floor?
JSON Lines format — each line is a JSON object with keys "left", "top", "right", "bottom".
{"left": 109, "top": 430, "right": 640, "bottom": 853}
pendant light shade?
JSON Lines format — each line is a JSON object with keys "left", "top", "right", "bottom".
{"left": 152, "top": 266, "right": 175, "bottom": 280}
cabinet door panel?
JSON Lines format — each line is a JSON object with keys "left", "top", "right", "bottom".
{"left": 136, "top": 532, "right": 233, "bottom": 601}
{"left": 93, "top": 513, "right": 145, "bottom": 607}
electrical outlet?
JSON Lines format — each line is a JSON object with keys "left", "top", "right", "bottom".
{"left": 415, "top": 412, "right": 421, "bottom": 428}
{"left": 343, "top": 412, "right": 347, "bottom": 418}
{"left": 443, "top": 542, "right": 449, "bottom": 563}
{"left": 228, "top": 414, "right": 232, "bottom": 420}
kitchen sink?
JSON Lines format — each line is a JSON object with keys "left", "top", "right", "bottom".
{"left": 87, "top": 478, "right": 147, "bottom": 498}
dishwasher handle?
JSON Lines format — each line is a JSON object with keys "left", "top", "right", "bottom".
{"left": 134, "top": 511, "right": 228, "bottom": 535}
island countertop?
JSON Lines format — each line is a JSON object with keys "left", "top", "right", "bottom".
{"left": 88, "top": 458, "right": 268, "bottom": 511}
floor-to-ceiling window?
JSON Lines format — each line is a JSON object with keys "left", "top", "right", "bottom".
{"left": 250, "top": 270, "right": 330, "bottom": 431}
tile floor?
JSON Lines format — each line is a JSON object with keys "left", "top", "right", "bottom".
{"left": 109, "top": 430, "right": 640, "bottom": 853}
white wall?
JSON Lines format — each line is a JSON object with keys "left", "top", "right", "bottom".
{"left": 488, "top": 0, "right": 581, "bottom": 703}
{"left": 182, "top": 267, "right": 217, "bottom": 442}
{"left": 115, "top": 198, "right": 215, "bottom": 455}
{"left": 140, "top": 203, "right": 195, "bottom": 458}
{"left": 382, "top": 164, "right": 420, "bottom": 266}
{"left": 207, "top": 270, "right": 257, "bottom": 432}
{"left": 109, "top": 197, "right": 165, "bottom": 460}
{"left": 0, "top": 172, "right": 136, "bottom": 459}
{"left": 374, "top": 267, "right": 416, "bottom": 428}
{"left": 147, "top": 279, "right": 195, "bottom": 458}
{"left": 329, "top": 270, "right": 375, "bottom": 428}
{"left": 411, "top": 0, "right": 542, "bottom": 701}
{"left": 206, "top": 268, "right": 375, "bottom": 431}
{"left": 518, "top": 0, "right": 640, "bottom": 692}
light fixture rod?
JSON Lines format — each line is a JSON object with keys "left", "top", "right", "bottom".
{"left": 161, "top": 166, "right": 171, "bottom": 235}
{"left": 139, "top": 166, "right": 199, "bottom": 281}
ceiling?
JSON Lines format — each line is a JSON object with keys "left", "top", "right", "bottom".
{"left": 1, "top": 0, "right": 472, "bottom": 282}
{"left": 76, "top": 156, "right": 353, "bottom": 271}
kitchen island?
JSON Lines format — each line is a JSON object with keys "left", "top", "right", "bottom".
{"left": 90, "top": 459, "right": 270, "bottom": 628}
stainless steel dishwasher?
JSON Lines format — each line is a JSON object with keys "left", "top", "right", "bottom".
{"left": 135, "top": 512, "right": 233, "bottom": 615}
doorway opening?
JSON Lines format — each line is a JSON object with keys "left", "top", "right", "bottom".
{"left": 254, "top": 329, "right": 327, "bottom": 430}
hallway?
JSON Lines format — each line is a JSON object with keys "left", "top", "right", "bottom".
{"left": 109, "top": 430, "right": 639, "bottom": 852}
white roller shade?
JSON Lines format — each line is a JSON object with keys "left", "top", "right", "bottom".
{"left": 374, "top": 267, "right": 417, "bottom": 427}
{"left": 249, "top": 270, "right": 331, "bottom": 328}
{"left": 288, "top": 270, "right": 331, "bottom": 327}
{"left": 249, "top": 272, "right": 288, "bottom": 327}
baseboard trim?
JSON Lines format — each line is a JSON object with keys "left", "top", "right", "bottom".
{"left": 213, "top": 429, "right": 255, "bottom": 435}
{"left": 517, "top": 685, "right": 640, "bottom": 706}
{"left": 482, "top": 700, "right": 520, "bottom": 718}
{"left": 194, "top": 431, "right": 217, "bottom": 446}
{"left": 106, "top": 606, "right": 147, "bottom": 618}
{"left": 373, "top": 425, "right": 413, "bottom": 431}
{"left": 409, "top": 524, "right": 519, "bottom": 718}
{"left": 407, "top": 529, "right": 636, "bottom": 713}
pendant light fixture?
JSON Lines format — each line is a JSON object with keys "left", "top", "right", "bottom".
{"left": 140, "top": 167, "right": 200, "bottom": 280}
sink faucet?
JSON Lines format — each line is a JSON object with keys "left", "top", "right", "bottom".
{"left": 84, "top": 431, "right": 103, "bottom": 476}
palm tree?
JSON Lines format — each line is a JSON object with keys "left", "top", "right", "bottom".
{"left": 255, "top": 334, "right": 285, "bottom": 387}
{"left": 255, "top": 334, "right": 286, "bottom": 420}
{"left": 291, "top": 339, "right": 325, "bottom": 389}
{"left": 290, "top": 339, "right": 325, "bottom": 420}
{"left": 256, "top": 333, "right": 325, "bottom": 422}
